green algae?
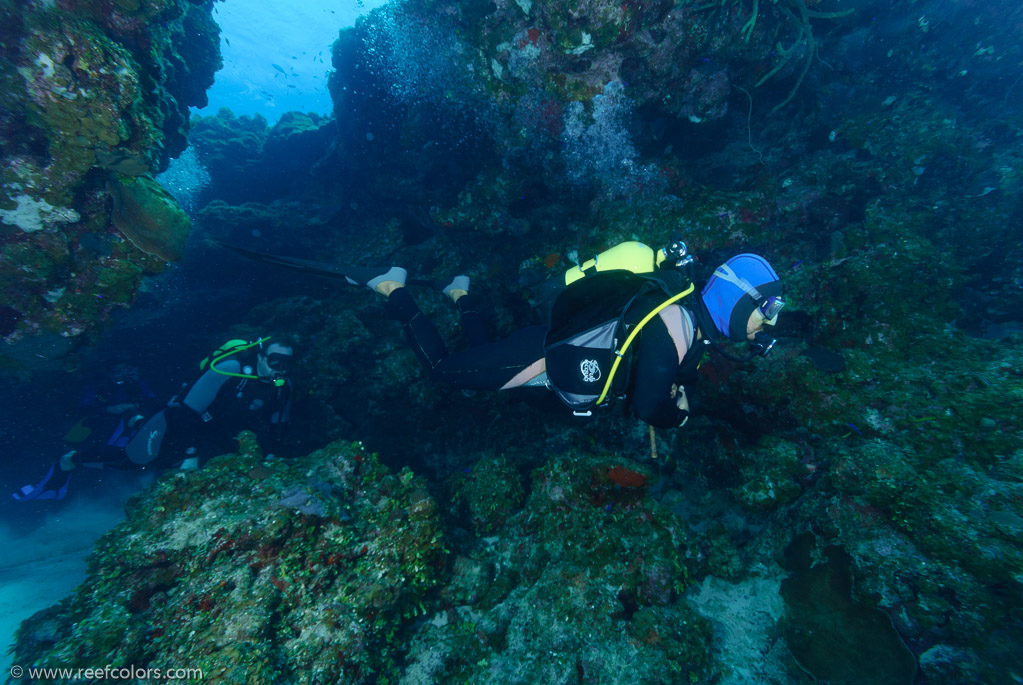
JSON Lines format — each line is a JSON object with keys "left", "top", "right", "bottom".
{"left": 15, "top": 12, "right": 154, "bottom": 205}
{"left": 451, "top": 453, "right": 524, "bottom": 535}
{"left": 107, "top": 174, "right": 191, "bottom": 262}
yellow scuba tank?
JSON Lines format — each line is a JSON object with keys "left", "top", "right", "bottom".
{"left": 199, "top": 339, "right": 249, "bottom": 371}
{"left": 198, "top": 336, "right": 285, "bottom": 387}
{"left": 563, "top": 241, "right": 669, "bottom": 285}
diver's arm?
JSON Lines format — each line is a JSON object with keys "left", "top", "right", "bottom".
{"left": 267, "top": 380, "right": 293, "bottom": 446}
{"left": 631, "top": 306, "right": 694, "bottom": 428}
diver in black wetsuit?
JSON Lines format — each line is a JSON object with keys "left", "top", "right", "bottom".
{"left": 346, "top": 240, "right": 784, "bottom": 429}
{"left": 62, "top": 363, "right": 160, "bottom": 448}
{"left": 12, "top": 338, "right": 294, "bottom": 502}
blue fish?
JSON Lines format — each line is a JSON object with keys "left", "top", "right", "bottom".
{"left": 271, "top": 64, "right": 287, "bottom": 78}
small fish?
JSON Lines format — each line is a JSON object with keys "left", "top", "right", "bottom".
{"left": 287, "top": 84, "right": 296, "bottom": 89}
{"left": 968, "top": 187, "right": 998, "bottom": 198}
{"left": 271, "top": 63, "right": 287, "bottom": 77}
{"left": 225, "top": 37, "right": 230, "bottom": 47}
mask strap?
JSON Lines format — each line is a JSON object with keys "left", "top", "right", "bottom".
{"left": 714, "top": 263, "right": 764, "bottom": 302}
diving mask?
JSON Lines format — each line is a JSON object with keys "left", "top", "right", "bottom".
{"left": 758, "top": 296, "right": 785, "bottom": 324}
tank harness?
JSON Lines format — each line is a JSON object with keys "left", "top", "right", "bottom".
{"left": 541, "top": 242, "right": 698, "bottom": 416}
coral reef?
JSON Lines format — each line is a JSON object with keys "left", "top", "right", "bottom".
{"left": 108, "top": 174, "right": 191, "bottom": 262}
{"left": 7, "top": 0, "right": 1023, "bottom": 680}
{"left": 0, "top": 0, "right": 220, "bottom": 360}
{"left": 405, "top": 451, "right": 716, "bottom": 683}
{"left": 13, "top": 440, "right": 445, "bottom": 682}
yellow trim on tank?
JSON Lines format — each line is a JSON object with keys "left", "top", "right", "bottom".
{"left": 564, "top": 241, "right": 667, "bottom": 285}
{"left": 199, "top": 339, "right": 250, "bottom": 371}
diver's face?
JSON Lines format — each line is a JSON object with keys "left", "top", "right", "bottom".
{"left": 746, "top": 309, "right": 778, "bottom": 340}
{"left": 257, "top": 345, "right": 293, "bottom": 380}
{"left": 111, "top": 364, "right": 139, "bottom": 384}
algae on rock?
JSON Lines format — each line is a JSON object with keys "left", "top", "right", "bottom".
{"left": 107, "top": 174, "right": 191, "bottom": 262}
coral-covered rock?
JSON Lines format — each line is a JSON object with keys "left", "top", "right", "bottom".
{"left": 12, "top": 440, "right": 446, "bottom": 683}
{"left": 404, "top": 451, "right": 715, "bottom": 682}
{"left": 451, "top": 454, "right": 524, "bottom": 535}
{"left": 108, "top": 174, "right": 191, "bottom": 261}
{"left": 0, "top": 0, "right": 220, "bottom": 352}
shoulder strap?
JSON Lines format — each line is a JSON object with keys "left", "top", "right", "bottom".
{"left": 594, "top": 282, "right": 694, "bottom": 406}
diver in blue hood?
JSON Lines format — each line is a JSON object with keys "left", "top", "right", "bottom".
{"left": 351, "top": 238, "right": 784, "bottom": 429}
{"left": 698, "top": 252, "right": 785, "bottom": 349}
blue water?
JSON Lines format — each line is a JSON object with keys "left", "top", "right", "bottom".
{"left": 197, "top": 0, "right": 389, "bottom": 122}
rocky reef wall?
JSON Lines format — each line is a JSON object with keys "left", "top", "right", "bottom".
{"left": 0, "top": 0, "right": 220, "bottom": 367}
{"left": 6, "top": 0, "right": 1022, "bottom": 681}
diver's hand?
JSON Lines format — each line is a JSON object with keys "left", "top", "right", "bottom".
{"left": 671, "top": 384, "right": 689, "bottom": 412}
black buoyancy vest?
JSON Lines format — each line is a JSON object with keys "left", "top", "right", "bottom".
{"left": 543, "top": 270, "right": 694, "bottom": 414}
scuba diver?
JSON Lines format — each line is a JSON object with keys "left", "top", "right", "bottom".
{"left": 12, "top": 337, "right": 295, "bottom": 502}
{"left": 346, "top": 238, "right": 783, "bottom": 428}
{"left": 63, "top": 363, "right": 159, "bottom": 446}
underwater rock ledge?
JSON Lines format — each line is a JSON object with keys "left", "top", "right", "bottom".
{"left": 0, "top": 0, "right": 220, "bottom": 353}
{"left": 12, "top": 438, "right": 444, "bottom": 683}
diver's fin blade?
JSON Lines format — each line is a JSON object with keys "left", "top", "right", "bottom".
{"left": 214, "top": 241, "right": 432, "bottom": 287}
{"left": 11, "top": 463, "right": 69, "bottom": 502}
{"left": 215, "top": 241, "right": 354, "bottom": 280}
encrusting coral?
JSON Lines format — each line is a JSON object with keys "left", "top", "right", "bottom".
{"left": 107, "top": 175, "right": 191, "bottom": 262}
{"left": 0, "top": 0, "right": 219, "bottom": 350}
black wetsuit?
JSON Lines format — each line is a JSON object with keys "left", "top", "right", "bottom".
{"left": 74, "top": 353, "right": 292, "bottom": 471}
{"left": 78, "top": 375, "right": 158, "bottom": 417}
{"left": 65, "top": 375, "right": 160, "bottom": 451}
{"left": 386, "top": 274, "right": 702, "bottom": 428}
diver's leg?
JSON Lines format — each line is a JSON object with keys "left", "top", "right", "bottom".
{"left": 433, "top": 325, "right": 546, "bottom": 391}
{"left": 437, "top": 275, "right": 488, "bottom": 347}
{"left": 455, "top": 293, "right": 490, "bottom": 347}
{"left": 72, "top": 443, "right": 138, "bottom": 471}
{"left": 70, "top": 409, "right": 168, "bottom": 471}
{"left": 386, "top": 287, "right": 449, "bottom": 369}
